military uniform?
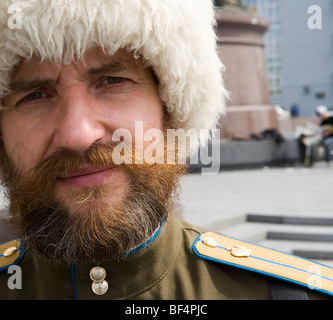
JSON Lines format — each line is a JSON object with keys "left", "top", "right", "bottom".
{"left": 0, "top": 215, "right": 332, "bottom": 300}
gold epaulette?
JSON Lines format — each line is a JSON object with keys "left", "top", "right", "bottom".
{"left": 193, "top": 232, "right": 333, "bottom": 297}
{"left": 0, "top": 239, "right": 24, "bottom": 272}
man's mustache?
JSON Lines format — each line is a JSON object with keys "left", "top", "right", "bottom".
{"left": 7, "top": 141, "right": 131, "bottom": 208}
{"left": 29, "top": 141, "right": 131, "bottom": 183}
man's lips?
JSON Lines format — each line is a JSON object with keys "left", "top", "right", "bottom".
{"left": 57, "top": 166, "right": 115, "bottom": 188}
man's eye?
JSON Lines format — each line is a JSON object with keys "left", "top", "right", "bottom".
{"left": 22, "top": 92, "right": 47, "bottom": 102}
{"left": 101, "top": 77, "right": 125, "bottom": 85}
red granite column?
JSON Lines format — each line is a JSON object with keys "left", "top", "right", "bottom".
{"left": 216, "top": 7, "right": 278, "bottom": 139}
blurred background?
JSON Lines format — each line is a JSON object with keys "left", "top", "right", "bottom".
{"left": 180, "top": 0, "right": 333, "bottom": 267}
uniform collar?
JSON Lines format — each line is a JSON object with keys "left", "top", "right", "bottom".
{"left": 31, "top": 215, "right": 182, "bottom": 299}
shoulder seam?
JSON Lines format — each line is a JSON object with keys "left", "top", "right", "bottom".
{"left": 183, "top": 226, "right": 201, "bottom": 235}
{"left": 180, "top": 219, "right": 208, "bottom": 235}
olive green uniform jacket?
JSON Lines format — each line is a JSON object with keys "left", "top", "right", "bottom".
{"left": 0, "top": 215, "right": 331, "bottom": 299}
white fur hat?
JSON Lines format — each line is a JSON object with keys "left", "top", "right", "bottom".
{"left": 0, "top": 0, "right": 227, "bottom": 150}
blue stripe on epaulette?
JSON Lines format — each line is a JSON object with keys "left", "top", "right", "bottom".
{"left": 0, "top": 239, "right": 25, "bottom": 273}
{"left": 192, "top": 232, "right": 333, "bottom": 298}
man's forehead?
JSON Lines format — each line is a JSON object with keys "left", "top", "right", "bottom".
{"left": 11, "top": 48, "right": 143, "bottom": 83}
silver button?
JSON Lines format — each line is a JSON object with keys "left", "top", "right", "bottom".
{"left": 90, "top": 266, "right": 106, "bottom": 282}
{"left": 91, "top": 280, "right": 109, "bottom": 295}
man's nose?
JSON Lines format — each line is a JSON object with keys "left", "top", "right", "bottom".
{"left": 52, "top": 93, "right": 107, "bottom": 154}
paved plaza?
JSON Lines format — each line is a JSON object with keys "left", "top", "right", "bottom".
{"left": 180, "top": 162, "right": 333, "bottom": 228}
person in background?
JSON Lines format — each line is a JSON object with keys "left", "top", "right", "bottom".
{"left": 290, "top": 103, "right": 300, "bottom": 117}
{"left": 315, "top": 105, "right": 333, "bottom": 165}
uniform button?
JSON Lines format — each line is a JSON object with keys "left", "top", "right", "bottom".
{"left": 91, "top": 280, "right": 109, "bottom": 295}
{"left": 3, "top": 247, "right": 17, "bottom": 257}
{"left": 229, "top": 245, "right": 251, "bottom": 258}
{"left": 202, "top": 237, "right": 217, "bottom": 248}
{"left": 90, "top": 266, "right": 106, "bottom": 282}
{"left": 90, "top": 267, "right": 108, "bottom": 296}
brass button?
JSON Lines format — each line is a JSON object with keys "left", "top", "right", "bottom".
{"left": 91, "top": 280, "right": 109, "bottom": 295}
{"left": 202, "top": 237, "right": 217, "bottom": 248}
{"left": 90, "top": 267, "right": 108, "bottom": 295}
{"left": 90, "top": 267, "right": 106, "bottom": 282}
{"left": 229, "top": 245, "right": 251, "bottom": 258}
{"left": 3, "top": 247, "right": 17, "bottom": 257}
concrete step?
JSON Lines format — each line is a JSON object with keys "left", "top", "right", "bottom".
{"left": 267, "top": 231, "right": 333, "bottom": 242}
{"left": 247, "top": 213, "right": 333, "bottom": 226}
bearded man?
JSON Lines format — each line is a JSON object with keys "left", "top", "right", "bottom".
{"left": 0, "top": 0, "right": 332, "bottom": 300}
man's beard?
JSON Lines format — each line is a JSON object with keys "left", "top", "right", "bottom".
{"left": 0, "top": 140, "right": 186, "bottom": 265}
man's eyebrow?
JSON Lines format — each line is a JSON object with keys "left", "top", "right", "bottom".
{"left": 83, "top": 60, "right": 141, "bottom": 78}
{"left": 9, "top": 79, "right": 56, "bottom": 94}
{"left": 8, "top": 60, "right": 142, "bottom": 94}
